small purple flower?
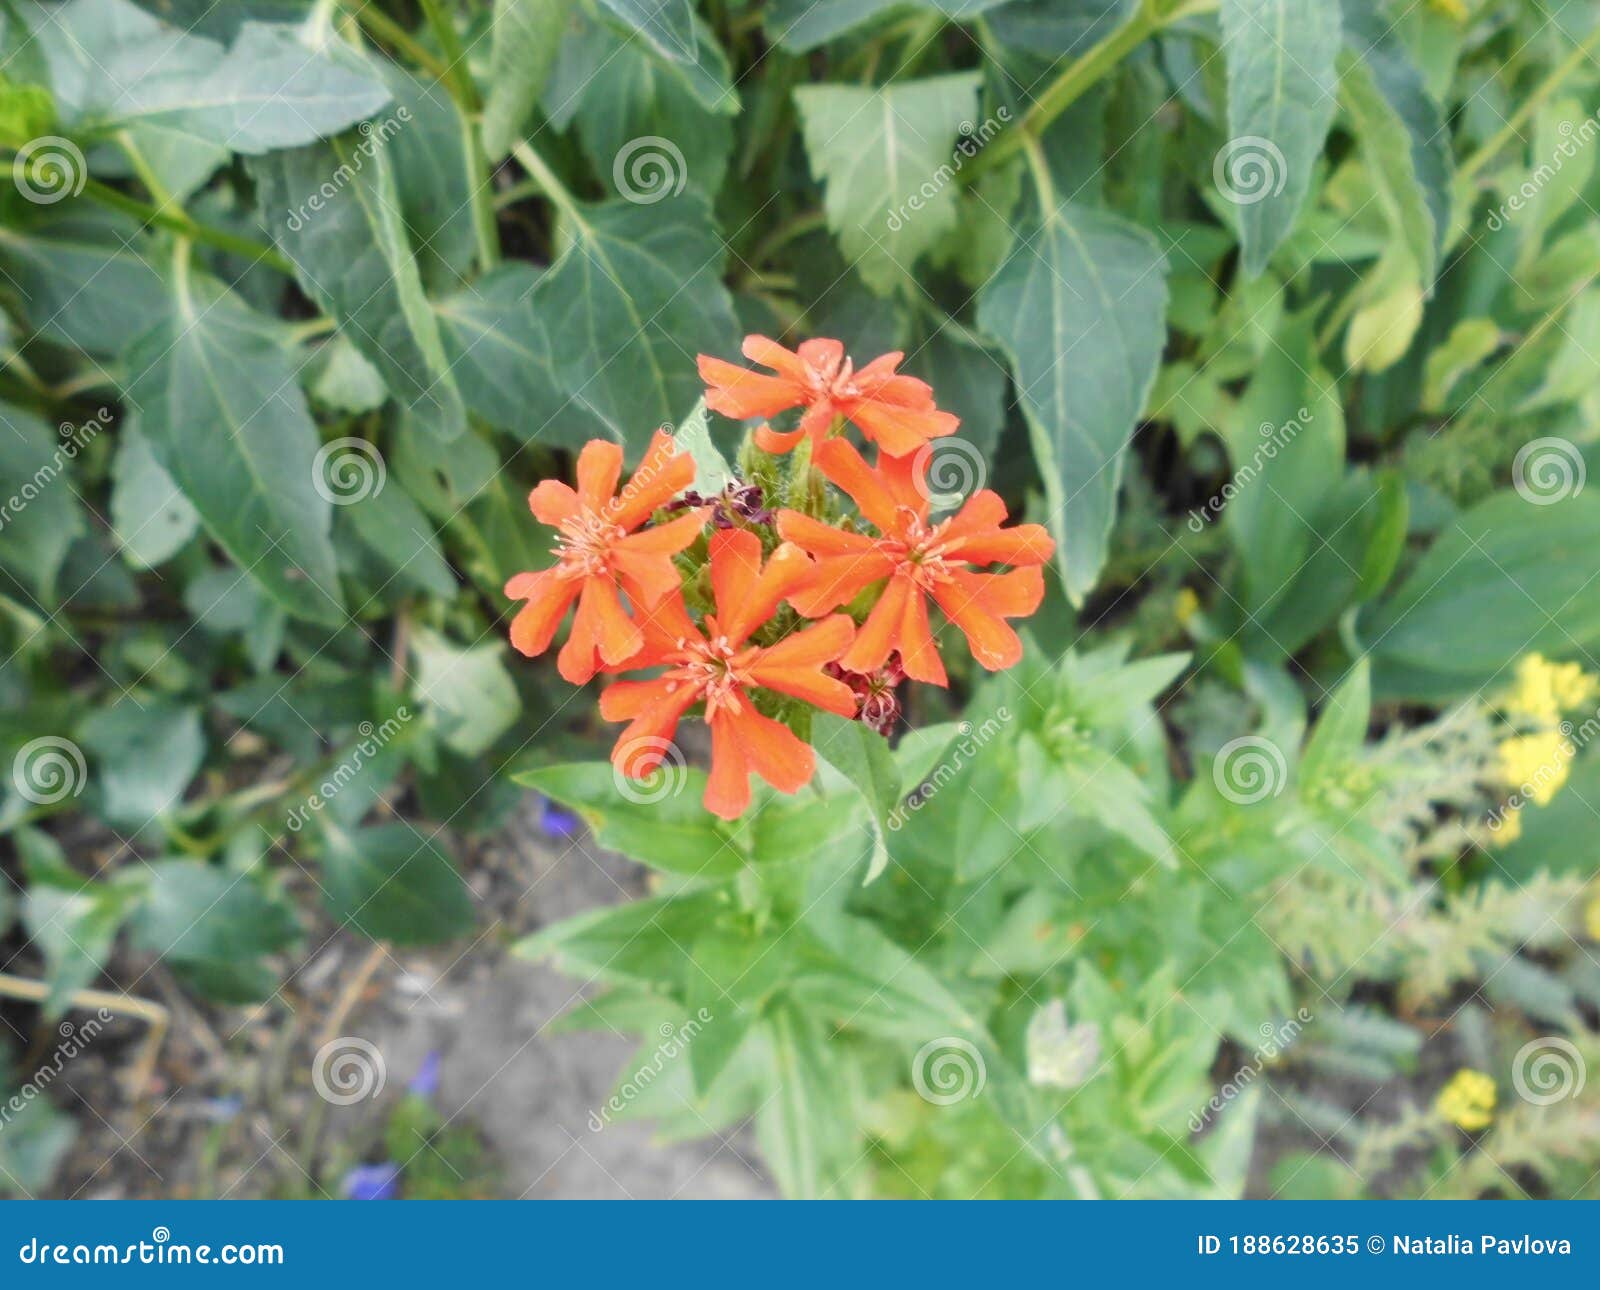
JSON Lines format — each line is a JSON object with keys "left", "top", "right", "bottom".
{"left": 538, "top": 796, "right": 580, "bottom": 838}
{"left": 341, "top": 1163, "right": 400, "bottom": 1200}
{"left": 407, "top": 1051, "right": 442, "bottom": 1099}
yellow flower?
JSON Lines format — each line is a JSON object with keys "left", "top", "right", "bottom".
{"left": 1492, "top": 806, "right": 1522, "bottom": 845}
{"left": 1426, "top": 0, "right": 1468, "bottom": 18}
{"left": 1501, "top": 653, "right": 1598, "bottom": 725}
{"left": 1498, "top": 730, "right": 1571, "bottom": 805}
{"left": 1586, "top": 891, "right": 1600, "bottom": 941}
{"left": 1435, "top": 1069, "right": 1496, "bottom": 1131}
{"left": 1174, "top": 587, "right": 1200, "bottom": 628}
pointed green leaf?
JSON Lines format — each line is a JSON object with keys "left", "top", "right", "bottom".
{"left": 977, "top": 201, "right": 1168, "bottom": 603}
{"left": 319, "top": 821, "right": 474, "bottom": 946}
{"left": 1219, "top": 0, "right": 1340, "bottom": 275}
{"left": 483, "top": 0, "right": 573, "bottom": 158}
{"left": 795, "top": 73, "right": 982, "bottom": 295}
{"left": 124, "top": 269, "right": 344, "bottom": 623}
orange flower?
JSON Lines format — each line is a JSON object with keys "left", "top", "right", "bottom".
{"left": 504, "top": 431, "right": 708, "bottom": 685}
{"left": 697, "top": 335, "right": 958, "bottom": 458}
{"left": 776, "top": 440, "right": 1054, "bottom": 686}
{"left": 601, "top": 528, "right": 858, "bottom": 819}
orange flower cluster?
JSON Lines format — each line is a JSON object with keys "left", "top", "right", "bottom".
{"left": 506, "top": 335, "right": 1053, "bottom": 819}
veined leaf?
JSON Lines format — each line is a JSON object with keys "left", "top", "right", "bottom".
{"left": 319, "top": 820, "right": 474, "bottom": 946}
{"left": 482, "top": 0, "right": 573, "bottom": 159}
{"left": 253, "top": 136, "right": 467, "bottom": 439}
{"left": 795, "top": 73, "right": 982, "bottom": 296}
{"left": 593, "top": 0, "right": 737, "bottom": 112}
{"left": 766, "top": 0, "right": 1006, "bottom": 52}
{"left": 433, "top": 263, "right": 608, "bottom": 446}
{"left": 533, "top": 193, "right": 739, "bottom": 456}
{"left": 1219, "top": 0, "right": 1340, "bottom": 276}
{"left": 977, "top": 201, "right": 1168, "bottom": 603}
{"left": 1338, "top": 0, "right": 1451, "bottom": 285}
{"left": 123, "top": 263, "right": 344, "bottom": 623}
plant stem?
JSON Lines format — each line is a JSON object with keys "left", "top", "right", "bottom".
{"left": 510, "top": 138, "right": 583, "bottom": 227}
{"left": 747, "top": 209, "right": 826, "bottom": 266}
{"left": 418, "top": 0, "right": 480, "bottom": 111}
{"left": 339, "top": 0, "right": 449, "bottom": 78}
{"left": 79, "top": 178, "right": 293, "bottom": 274}
{"left": 414, "top": 0, "right": 499, "bottom": 267}
{"left": 966, "top": 0, "right": 1212, "bottom": 181}
{"left": 1458, "top": 21, "right": 1600, "bottom": 182}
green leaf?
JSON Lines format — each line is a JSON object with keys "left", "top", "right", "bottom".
{"left": 0, "top": 217, "right": 170, "bottom": 356}
{"left": 514, "top": 763, "right": 746, "bottom": 878}
{"left": 533, "top": 194, "right": 738, "bottom": 454}
{"left": 0, "top": 1086, "right": 74, "bottom": 1197}
{"left": 483, "top": 0, "right": 573, "bottom": 159}
{"left": 671, "top": 398, "right": 734, "bottom": 493}
{"left": 0, "top": 403, "right": 85, "bottom": 605}
{"left": 25, "top": 3, "right": 391, "bottom": 151}
{"left": 252, "top": 135, "right": 467, "bottom": 439}
{"left": 409, "top": 626, "right": 520, "bottom": 758}
{"left": 79, "top": 701, "right": 204, "bottom": 829}
{"left": 1363, "top": 490, "right": 1600, "bottom": 699}
{"left": 977, "top": 201, "right": 1168, "bottom": 603}
{"left": 593, "top": 0, "right": 736, "bottom": 111}
{"left": 1337, "top": 0, "right": 1451, "bottom": 284}
{"left": 128, "top": 860, "right": 299, "bottom": 1003}
{"left": 342, "top": 482, "right": 455, "bottom": 600}
{"left": 795, "top": 73, "right": 982, "bottom": 296}
{"left": 514, "top": 888, "right": 725, "bottom": 987}
{"left": 319, "top": 820, "right": 474, "bottom": 946}
{"left": 124, "top": 267, "right": 344, "bottom": 623}
{"left": 1219, "top": 0, "right": 1340, "bottom": 276}
{"left": 811, "top": 712, "right": 900, "bottom": 884}
{"left": 757, "top": 1003, "right": 834, "bottom": 1197}
{"left": 19, "top": 831, "right": 143, "bottom": 1017}
{"left": 545, "top": 9, "right": 732, "bottom": 198}
{"left": 109, "top": 419, "right": 198, "bottom": 570}
{"left": 765, "top": 0, "right": 1005, "bottom": 51}
{"left": 1298, "top": 656, "right": 1370, "bottom": 787}
{"left": 433, "top": 263, "right": 608, "bottom": 446}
